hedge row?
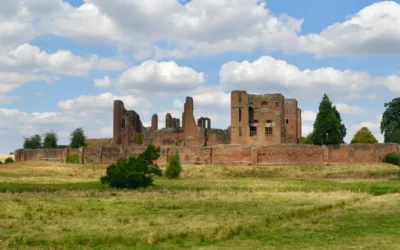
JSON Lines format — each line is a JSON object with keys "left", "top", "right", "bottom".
{"left": 384, "top": 153, "right": 400, "bottom": 166}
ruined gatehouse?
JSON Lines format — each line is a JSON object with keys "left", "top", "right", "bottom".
{"left": 113, "top": 90, "right": 302, "bottom": 147}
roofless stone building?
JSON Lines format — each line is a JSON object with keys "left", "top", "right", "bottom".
{"left": 113, "top": 90, "right": 301, "bottom": 147}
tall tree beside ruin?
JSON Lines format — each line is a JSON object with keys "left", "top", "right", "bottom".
{"left": 23, "top": 135, "right": 42, "bottom": 149}
{"left": 301, "top": 133, "right": 315, "bottom": 144}
{"left": 43, "top": 131, "right": 58, "bottom": 148}
{"left": 312, "top": 94, "right": 345, "bottom": 145}
{"left": 351, "top": 127, "right": 378, "bottom": 144}
{"left": 70, "top": 128, "right": 87, "bottom": 148}
{"left": 333, "top": 105, "right": 347, "bottom": 143}
{"left": 381, "top": 97, "right": 400, "bottom": 142}
{"left": 389, "top": 129, "right": 400, "bottom": 144}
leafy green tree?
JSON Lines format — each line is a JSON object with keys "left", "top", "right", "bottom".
{"left": 70, "top": 128, "right": 86, "bottom": 148}
{"left": 165, "top": 151, "right": 182, "bottom": 179}
{"left": 301, "top": 133, "right": 315, "bottom": 144}
{"left": 23, "top": 135, "right": 42, "bottom": 149}
{"left": 389, "top": 129, "right": 400, "bottom": 144}
{"left": 43, "top": 131, "right": 58, "bottom": 148}
{"left": 312, "top": 94, "right": 346, "bottom": 145}
{"left": 100, "top": 144, "right": 162, "bottom": 189}
{"left": 351, "top": 127, "right": 378, "bottom": 144}
{"left": 381, "top": 97, "right": 400, "bottom": 142}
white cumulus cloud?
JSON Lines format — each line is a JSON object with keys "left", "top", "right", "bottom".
{"left": 117, "top": 60, "right": 204, "bottom": 95}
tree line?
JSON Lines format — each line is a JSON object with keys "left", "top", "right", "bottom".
{"left": 302, "top": 94, "right": 400, "bottom": 145}
{"left": 23, "top": 128, "right": 87, "bottom": 149}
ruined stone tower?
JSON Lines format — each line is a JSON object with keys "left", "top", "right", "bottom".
{"left": 230, "top": 90, "right": 301, "bottom": 146}
{"left": 183, "top": 97, "right": 197, "bottom": 137}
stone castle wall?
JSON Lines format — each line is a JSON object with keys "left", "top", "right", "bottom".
{"left": 15, "top": 143, "right": 399, "bottom": 165}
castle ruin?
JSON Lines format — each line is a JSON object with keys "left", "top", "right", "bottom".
{"left": 113, "top": 90, "right": 301, "bottom": 147}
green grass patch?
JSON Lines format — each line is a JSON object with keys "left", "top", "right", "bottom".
{"left": 0, "top": 182, "right": 110, "bottom": 193}
{"left": 1, "top": 162, "right": 400, "bottom": 249}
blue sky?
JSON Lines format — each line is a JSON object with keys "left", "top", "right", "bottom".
{"left": 1, "top": 0, "right": 400, "bottom": 153}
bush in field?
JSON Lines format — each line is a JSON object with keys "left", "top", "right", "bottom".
{"left": 43, "top": 131, "right": 58, "bottom": 148}
{"left": 0, "top": 160, "right": 2, "bottom": 164}
{"left": 67, "top": 154, "right": 79, "bottom": 164}
{"left": 70, "top": 128, "right": 87, "bottom": 148}
{"left": 165, "top": 151, "right": 182, "bottom": 179}
{"left": 4, "top": 157, "right": 14, "bottom": 164}
{"left": 23, "top": 135, "right": 42, "bottom": 149}
{"left": 100, "top": 144, "right": 162, "bottom": 189}
{"left": 351, "top": 127, "right": 378, "bottom": 144}
{"left": 384, "top": 153, "right": 400, "bottom": 166}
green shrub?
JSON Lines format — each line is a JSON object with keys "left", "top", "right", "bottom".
{"left": 384, "top": 153, "right": 400, "bottom": 166}
{"left": 67, "top": 154, "right": 79, "bottom": 164}
{"left": 165, "top": 151, "right": 182, "bottom": 179}
{"left": 23, "top": 135, "right": 42, "bottom": 149}
{"left": 301, "top": 133, "right": 315, "bottom": 144}
{"left": 0, "top": 160, "right": 2, "bottom": 165}
{"left": 70, "top": 128, "right": 87, "bottom": 148}
{"left": 4, "top": 157, "right": 14, "bottom": 164}
{"left": 100, "top": 144, "right": 162, "bottom": 189}
{"left": 43, "top": 131, "right": 58, "bottom": 148}
{"left": 351, "top": 127, "right": 378, "bottom": 144}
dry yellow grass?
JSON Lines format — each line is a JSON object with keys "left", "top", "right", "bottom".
{"left": 1, "top": 161, "right": 397, "bottom": 184}
{"left": 178, "top": 163, "right": 399, "bottom": 180}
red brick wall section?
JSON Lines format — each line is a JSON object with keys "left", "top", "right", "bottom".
{"left": 211, "top": 145, "right": 255, "bottom": 165}
{"left": 84, "top": 147, "right": 100, "bottom": 164}
{"left": 13, "top": 144, "right": 400, "bottom": 165}
{"left": 374, "top": 144, "right": 399, "bottom": 162}
{"left": 180, "top": 147, "right": 203, "bottom": 164}
{"left": 258, "top": 144, "right": 324, "bottom": 165}
{"left": 327, "top": 144, "right": 350, "bottom": 163}
{"left": 350, "top": 144, "right": 375, "bottom": 163}
{"left": 13, "top": 149, "right": 65, "bottom": 162}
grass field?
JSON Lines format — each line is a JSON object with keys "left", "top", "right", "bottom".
{"left": 0, "top": 162, "right": 399, "bottom": 249}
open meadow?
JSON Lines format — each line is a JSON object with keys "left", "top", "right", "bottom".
{"left": 0, "top": 161, "right": 400, "bottom": 249}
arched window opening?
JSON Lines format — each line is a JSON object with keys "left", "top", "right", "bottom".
{"left": 239, "top": 108, "right": 242, "bottom": 122}
{"left": 122, "top": 118, "right": 126, "bottom": 128}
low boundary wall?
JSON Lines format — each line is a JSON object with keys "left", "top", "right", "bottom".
{"left": 14, "top": 144, "right": 399, "bottom": 165}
